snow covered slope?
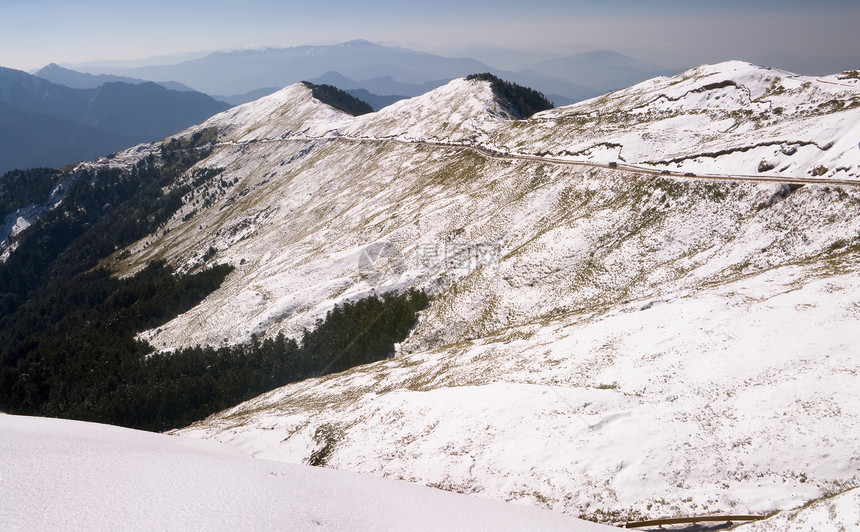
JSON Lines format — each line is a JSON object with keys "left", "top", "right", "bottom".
{"left": 177, "top": 266, "right": 860, "bottom": 524}
{"left": 0, "top": 414, "right": 607, "bottom": 531}
{"left": 0, "top": 174, "right": 75, "bottom": 262}
{"left": 344, "top": 77, "right": 513, "bottom": 143}
{"left": 497, "top": 61, "right": 860, "bottom": 180}
{"left": 73, "top": 63, "right": 860, "bottom": 527}
{"left": 200, "top": 83, "right": 354, "bottom": 142}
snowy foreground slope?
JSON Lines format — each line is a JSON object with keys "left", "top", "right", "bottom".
{"left": 176, "top": 269, "right": 860, "bottom": 526}
{"left": 0, "top": 414, "right": 608, "bottom": 531}
{"left": 69, "top": 62, "right": 860, "bottom": 527}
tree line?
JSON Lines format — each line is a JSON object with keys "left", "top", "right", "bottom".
{"left": 302, "top": 82, "right": 374, "bottom": 116}
{"left": 0, "top": 258, "right": 426, "bottom": 432}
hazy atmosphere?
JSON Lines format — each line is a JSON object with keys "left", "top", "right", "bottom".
{"left": 2, "top": 0, "right": 859, "bottom": 73}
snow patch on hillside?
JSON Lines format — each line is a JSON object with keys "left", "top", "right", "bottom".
{"left": 0, "top": 174, "right": 76, "bottom": 262}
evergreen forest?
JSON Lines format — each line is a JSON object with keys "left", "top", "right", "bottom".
{"left": 301, "top": 82, "right": 374, "bottom": 116}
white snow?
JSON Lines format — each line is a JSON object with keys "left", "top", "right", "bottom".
{"left": 0, "top": 174, "right": 75, "bottom": 262}
{"left": 501, "top": 61, "right": 860, "bottom": 180}
{"left": 176, "top": 265, "right": 860, "bottom": 523}
{"left": 738, "top": 487, "right": 860, "bottom": 531}
{"left": 27, "top": 62, "right": 860, "bottom": 528}
{"left": 344, "top": 78, "right": 508, "bottom": 143}
{"left": 0, "top": 413, "right": 609, "bottom": 531}
{"left": 199, "top": 83, "right": 354, "bottom": 143}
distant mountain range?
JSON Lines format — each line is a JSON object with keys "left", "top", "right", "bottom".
{"left": 9, "top": 40, "right": 854, "bottom": 176}
{"left": 307, "top": 70, "right": 448, "bottom": 98}
{"left": 76, "top": 40, "right": 495, "bottom": 96}
{"left": 34, "top": 63, "right": 197, "bottom": 92}
{"left": 521, "top": 50, "right": 680, "bottom": 94}
{"left": 68, "top": 40, "right": 675, "bottom": 105}
{"left": 0, "top": 99, "right": 131, "bottom": 175}
{"left": 210, "top": 78, "right": 408, "bottom": 111}
{"left": 0, "top": 41, "right": 695, "bottom": 174}
{"left": 21, "top": 40, "right": 700, "bottom": 116}
{"left": 0, "top": 67, "right": 230, "bottom": 174}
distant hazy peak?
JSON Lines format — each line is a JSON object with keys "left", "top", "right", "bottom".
{"left": 33, "top": 62, "right": 196, "bottom": 92}
{"left": 336, "top": 39, "right": 378, "bottom": 48}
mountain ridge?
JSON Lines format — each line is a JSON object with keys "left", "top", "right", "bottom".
{"left": 69, "top": 41, "right": 601, "bottom": 102}
{"left": 35, "top": 62, "right": 196, "bottom": 92}
{"left": 75, "top": 62, "right": 860, "bottom": 353}
{"left": 144, "top": 63, "right": 858, "bottom": 525}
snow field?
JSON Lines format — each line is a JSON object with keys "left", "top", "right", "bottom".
{"left": 177, "top": 264, "right": 860, "bottom": 522}
{"left": 0, "top": 414, "right": 610, "bottom": 531}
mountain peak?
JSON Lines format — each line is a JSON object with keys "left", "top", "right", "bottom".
{"left": 199, "top": 82, "right": 354, "bottom": 142}
{"left": 579, "top": 49, "right": 632, "bottom": 60}
{"left": 342, "top": 77, "right": 513, "bottom": 143}
{"left": 197, "top": 73, "right": 553, "bottom": 148}
{"left": 338, "top": 39, "right": 377, "bottom": 48}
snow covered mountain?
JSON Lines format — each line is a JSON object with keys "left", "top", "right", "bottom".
{"left": 9, "top": 61, "right": 860, "bottom": 527}
{"left": 495, "top": 61, "right": 860, "bottom": 181}
{"left": 105, "top": 62, "right": 860, "bottom": 352}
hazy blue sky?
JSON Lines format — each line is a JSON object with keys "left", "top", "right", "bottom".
{"left": 1, "top": 0, "right": 859, "bottom": 71}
